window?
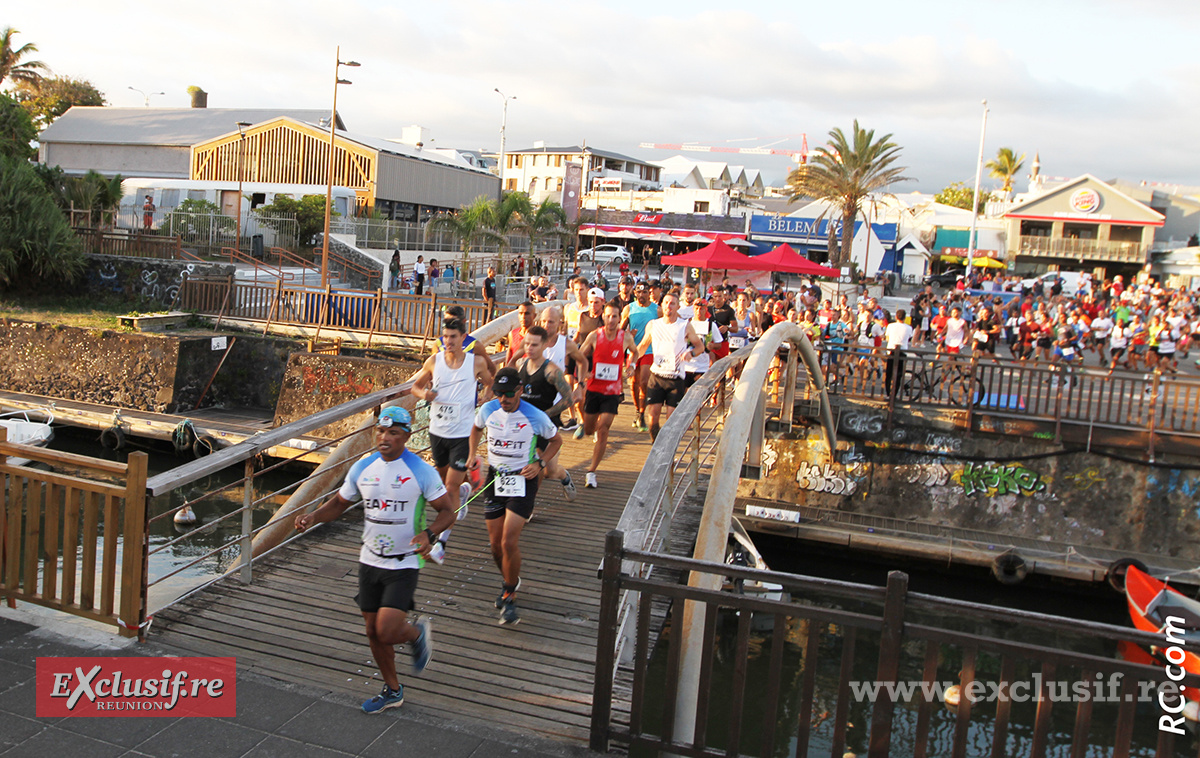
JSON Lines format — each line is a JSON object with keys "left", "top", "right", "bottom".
{"left": 694, "top": 201, "right": 710, "bottom": 213}
{"left": 160, "top": 189, "right": 180, "bottom": 208}
{"left": 555, "top": 155, "right": 563, "bottom": 167}
{"left": 556, "top": 178, "right": 563, "bottom": 191}
{"left": 250, "top": 192, "right": 266, "bottom": 209}
{"left": 545, "top": 177, "right": 554, "bottom": 190}
{"left": 187, "top": 190, "right": 206, "bottom": 202}
{"left": 532, "top": 155, "right": 540, "bottom": 167}
{"left": 506, "top": 178, "right": 518, "bottom": 191}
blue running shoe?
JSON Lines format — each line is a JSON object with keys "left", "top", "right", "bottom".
{"left": 362, "top": 684, "right": 404, "bottom": 713}
{"left": 495, "top": 577, "right": 521, "bottom": 609}
{"left": 499, "top": 598, "right": 521, "bottom": 626}
{"left": 412, "top": 617, "right": 433, "bottom": 674}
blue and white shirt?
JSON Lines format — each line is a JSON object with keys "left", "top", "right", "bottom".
{"left": 339, "top": 449, "right": 448, "bottom": 570}
{"left": 474, "top": 399, "right": 558, "bottom": 472}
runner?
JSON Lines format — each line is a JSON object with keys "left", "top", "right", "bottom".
{"left": 514, "top": 325, "right": 578, "bottom": 500}
{"left": 636, "top": 293, "right": 706, "bottom": 441}
{"left": 469, "top": 369, "right": 562, "bottom": 625}
{"left": 294, "top": 406, "right": 453, "bottom": 713}
{"left": 579, "top": 302, "right": 639, "bottom": 488}
{"left": 505, "top": 301, "right": 538, "bottom": 365}
{"left": 537, "top": 305, "right": 588, "bottom": 430}
{"left": 410, "top": 317, "right": 494, "bottom": 559}
{"left": 621, "top": 281, "right": 660, "bottom": 432}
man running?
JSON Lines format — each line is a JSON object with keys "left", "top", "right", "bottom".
{"left": 579, "top": 301, "right": 639, "bottom": 488}
{"left": 294, "top": 407, "right": 453, "bottom": 713}
{"left": 411, "top": 317, "right": 494, "bottom": 557}
{"left": 636, "top": 293, "right": 705, "bottom": 441}
{"left": 514, "top": 325, "right": 578, "bottom": 500}
{"left": 622, "top": 281, "right": 660, "bottom": 432}
{"left": 469, "top": 369, "right": 562, "bottom": 625}
{"left": 505, "top": 301, "right": 538, "bottom": 365}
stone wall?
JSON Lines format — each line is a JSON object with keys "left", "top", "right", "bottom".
{"left": 84, "top": 254, "right": 234, "bottom": 310}
{"left": 740, "top": 404, "right": 1200, "bottom": 560}
{"left": 273, "top": 353, "right": 421, "bottom": 438}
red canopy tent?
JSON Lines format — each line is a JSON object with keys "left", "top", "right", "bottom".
{"left": 660, "top": 238, "right": 755, "bottom": 270}
{"left": 751, "top": 244, "right": 841, "bottom": 278}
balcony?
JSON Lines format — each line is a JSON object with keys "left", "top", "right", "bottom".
{"left": 1017, "top": 235, "right": 1147, "bottom": 264}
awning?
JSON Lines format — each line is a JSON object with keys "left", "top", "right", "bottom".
{"left": 580, "top": 223, "right": 746, "bottom": 241}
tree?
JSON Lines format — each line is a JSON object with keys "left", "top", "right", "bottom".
{"left": 0, "top": 154, "right": 84, "bottom": 288}
{"left": 255, "top": 194, "right": 330, "bottom": 247}
{"left": 425, "top": 196, "right": 505, "bottom": 282}
{"left": 0, "top": 93, "right": 36, "bottom": 160}
{"left": 985, "top": 147, "right": 1025, "bottom": 197}
{"left": 14, "top": 76, "right": 105, "bottom": 130}
{"left": 61, "top": 170, "right": 123, "bottom": 227}
{"left": 934, "top": 181, "right": 995, "bottom": 213}
{"left": 521, "top": 198, "right": 568, "bottom": 255}
{"left": 0, "top": 28, "right": 47, "bottom": 88}
{"left": 787, "top": 120, "right": 911, "bottom": 267}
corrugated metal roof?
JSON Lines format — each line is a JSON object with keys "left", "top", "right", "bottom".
{"left": 39, "top": 107, "right": 344, "bottom": 146}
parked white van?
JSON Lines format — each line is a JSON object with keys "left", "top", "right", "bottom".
{"left": 1020, "top": 271, "right": 1093, "bottom": 296}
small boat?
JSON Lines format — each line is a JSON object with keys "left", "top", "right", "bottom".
{"left": 1123, "top": 565, "right": 1200, "bottom": 707}
{"left": 725, "top": 519, "right": 788, "bottom": 629}
{"left": 0, "top": 408, "right": 55, "bottom": 466}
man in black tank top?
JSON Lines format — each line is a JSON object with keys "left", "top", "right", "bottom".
{"left": 514, "top": 326, "right": 577, "bottom": 500}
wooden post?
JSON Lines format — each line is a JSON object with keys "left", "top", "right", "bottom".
{"left": 0, "top": 426, "right": 13, "bottom": 609}
{"left": 194, "top": 337, "right": 237, "bottom": 410}
{"left": 313, "top": 284, "right": 333, "bottom": 345}
{"left": 118, "top": 452, "right": 148, "bottom": 639}
{"left": 420, "top": 291, "right": 439, "bottom": 354}
{"left": 965, "top": 352, "right": 979, "bottom": 437}
{"left": 365, "top": 288, "right": 384, "bottom": 350}
{"left": 262, "top": 278, "right": 284, "bottom": 336}
{"left": 868, "top": 571, "right": 909, "bottom": 758}
{"left": 214, "top": 274, "right": 235, "bottom": 331}
{"left": 1147, "top": 370, "right": 1161, "bottom": 462}
{"left": 590, "top": 530, "right": 624, "bottom": 753}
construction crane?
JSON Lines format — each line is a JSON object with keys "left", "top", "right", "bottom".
{"left": 638, "top": 134, "right": 809, "bottom": 164}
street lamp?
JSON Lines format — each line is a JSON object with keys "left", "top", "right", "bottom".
{"left": 966, "top": 99, "right": 989, "bottom": 276}
{"left": 235, "top": 121, "right": 252, "bottom": 253}
{"left": 127, "top": 86, "right": 164, "bottom": 107}
{"left": 494, "top": 88, "right": 516, "bottom": 199}
{"left": 321, "top": 47, "right": 360, "bottom": 288}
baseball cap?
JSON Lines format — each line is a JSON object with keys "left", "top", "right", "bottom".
{"left": 588, "top": 287, "right": 606, "bottom": 300}
{"left": 377, "top": 406, "right": 412, "bottom": 430}
{"left": 493, "top": 367, "right": 522, "bottom": 394}
{"left": 635, "top": 280, "right": 649, "bottom": 291}
{"left": 620, "top": 276, "right": 634, "bottom": 285}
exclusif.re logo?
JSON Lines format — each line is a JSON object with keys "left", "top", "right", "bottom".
{"left": 37, "top": 657, "right": 236, "bottom": 717}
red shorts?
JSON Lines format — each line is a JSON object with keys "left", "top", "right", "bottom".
{"left": 637, "top": 353, "right": 653, "bottom": 368}
{"left": 945, "top": 345, "right": 961, "bottom": 354}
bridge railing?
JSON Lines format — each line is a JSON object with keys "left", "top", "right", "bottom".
{"left": 592, "top": 540, "right": 1198, "bottom": 757}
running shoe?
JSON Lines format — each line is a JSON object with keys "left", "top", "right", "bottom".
{"left": 561, "top": 471, "right": 577, "bottom": 501}
{"left": 458, "top": 482, "right": 471, "bottom": 521}
{"left": 561, "top": 418, "right": 578, "bottom": 431}
{"left": 573, "top": 425, "right": 586, "bottom": 440}
{"left": 585, "top": 472, "right": 598, "bottom": 488}
{"left": 499, "top": 599, "right": 521, "bottom": 625}
{"left": 411, "top": 617, "right": 433, "bottom": 674}
{"left": 428, "top": 541, "right": 446, "bottom": 565}
{"left": 495, "top": 577, "right": 521, "bottom": 609}
{"left": 362, "top": 684, "right": 404, "bottom": 713}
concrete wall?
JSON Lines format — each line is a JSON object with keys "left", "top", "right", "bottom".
{"left": 84, "top": 254, "right": 234, "bottom": 310}
{"left": 39, "top": 143, "right": 190, "bottom": 178}
{"left": 273, "top": 353, "right": 422, "bottom": 438}
{"left": 0, "top": 320, "right": 301, "bottom": 413}
{"left": 739, "top": 405, "right": 1200, "bottom": 560}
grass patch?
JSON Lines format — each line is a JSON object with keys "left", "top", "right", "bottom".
{"left": 0, "top": 292, "right": 146, "bottom": 330}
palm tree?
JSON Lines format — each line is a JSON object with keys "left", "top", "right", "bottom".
{"left": 0, "top": 28, "right": 48, "bottom": 88}
{"left": 787, "top": 120, "right": 911, "bottom": 268}
{"left": 985, "top": 147, "right": 1025, "bottom": 198}
{"left": 519, "top": 198, "right": 567, "bottom": 260}
{"left": 424, "top": 196, "right": 504, "bottom": 284}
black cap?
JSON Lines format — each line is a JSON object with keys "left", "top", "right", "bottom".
{"left": 493, "top": 367, "right": 522, "bottom": 394}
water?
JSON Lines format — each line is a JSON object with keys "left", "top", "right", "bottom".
{"left": 45, "top": 425, "right": 312, "bottom": 610}
{"left": 630, "top": 536, "right": 1196, "bottom": 758}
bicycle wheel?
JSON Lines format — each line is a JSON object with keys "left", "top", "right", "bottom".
{"left": 948, "top": 374, "right": 986, "bottom": 407}
{"left": 899, "top": 370, "right": 925, "bottom": 402}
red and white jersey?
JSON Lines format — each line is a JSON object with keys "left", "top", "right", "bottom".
{"left": 587, "top": 328, "right": 627, "bottom": 396}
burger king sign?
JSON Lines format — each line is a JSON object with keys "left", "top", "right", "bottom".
{"left": 1070, "top": 188, "right": 1101, "bottom": 214}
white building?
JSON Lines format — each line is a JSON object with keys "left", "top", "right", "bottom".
{"left": 500, "top": 143, "right": 661, "bottom": 204}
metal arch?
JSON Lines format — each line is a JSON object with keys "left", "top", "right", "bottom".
{"left": 673, "top": 321, "right": 836, "bottom": 746}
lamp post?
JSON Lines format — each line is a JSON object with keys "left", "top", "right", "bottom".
{"left": 966, "top": 99, "right": 989, "bottom": 276}
{"left": 494, "top": 88, "right": 516, "bottom": 200}
{"left": 127, "top": 86, "right": 164, "bottom": 107}
{"left": 235, "top": 121, "right": 251, "bottom": 253}
{"left": 321, "top": 47, "right": 360, "bottom": 288}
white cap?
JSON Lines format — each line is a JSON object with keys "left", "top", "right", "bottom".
{"left": 588, "top": 287, "right": 606, "bottom": 300}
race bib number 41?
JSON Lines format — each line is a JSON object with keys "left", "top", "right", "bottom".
{"left": 594, "top": 362, "right": 620, "bottom": 381}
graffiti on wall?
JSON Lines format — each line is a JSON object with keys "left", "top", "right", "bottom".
{"left": 301, "top": 364, "right": 376, "bottom": 396}
{"left": 1062, "top": 469, "right": 1107, "bottom": 491}
{"left": 957, "top": 462, "right": 1047, "bottom": 498}
{"left": 797, "top": 461, "right": 858, "bottom": 495}
{"left": 761, "top": 444, "right": 778, "bottom": 478}
{"left": 89, "top": 261, "right": 197, "bottom": 308}
{"left": 840, "top": 410, "right": 884, "bottom": 437}
{"left": 896, "top": 462, "right": 952, "bottom": 487}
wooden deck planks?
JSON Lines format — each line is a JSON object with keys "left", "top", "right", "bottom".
{"left": 151, "top": 404, "right": 659, "bottom": 744}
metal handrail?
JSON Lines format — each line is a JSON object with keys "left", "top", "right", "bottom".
{"left": 220, "top": 246, "right": 294, "bottom": 283}
{"left": 266, "top": 245, "right": 317, "bottom": 271}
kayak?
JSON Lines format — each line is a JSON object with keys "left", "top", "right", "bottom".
{"left": 1123, "top": 565, "right": 1200, "bottom": 704}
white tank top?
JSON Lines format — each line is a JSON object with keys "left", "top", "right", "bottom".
{"left": 649, "top": 318, "right": 690, "bottom": 379}
{"left": 544, "top": 335, "right": 568, "bottom": 373}
{"left": 429, "top": 350, "right": 477, "bottom": 438}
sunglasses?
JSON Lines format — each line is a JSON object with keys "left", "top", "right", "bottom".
{"left": 496, "top": 389, "right": 519, "bottom": 398}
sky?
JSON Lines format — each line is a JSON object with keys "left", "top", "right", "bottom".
{"left": 8, "top": 0, "right": 1200, "bottom": 192}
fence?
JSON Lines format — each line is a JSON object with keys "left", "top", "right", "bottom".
{"left": 0, "top": 428, "right": 148, "bottom": 637}
{"left": 330, "top": 217, "right": 567, "bottom": 258}
{"left": 73, "top": 228, "right": 191, "bottom": 261}
{"left": 592, "top": 542, "right": 1197, "bottom": 757}
{"left": 118, "top": 209, "right": 300, "bottom": 258}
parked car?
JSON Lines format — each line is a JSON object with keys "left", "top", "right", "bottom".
{"left": 1020, "top": 271, "right": 1092, "bottom": 296}
{"left": 924, "top": 267, "right": 964, "bottom": 288}
{"left": 577, "top": 244, "right": 632, "bottom": 263}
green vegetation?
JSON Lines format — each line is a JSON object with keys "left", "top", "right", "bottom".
{"left": 424, "top": 192, "right": 567, "bottom": 280}
{"left": 13, "top": 75, "right": 105, "bottom": 130}
{"left": 0, "top": 291, "right": 131, "bottom": 329}
{"left": 934, "top": 181, "right": 995, "bottom": 213}
{"left": 0, "top": 92, "right": 36, "bottom": 159}
{"left": 985, "top": 147, "right": 1025, "bottom": 197}
{"left": 0, "top": 153, "right": 84, "bottom": 288}
{"left": 0, "top": 27, "right": 47, "bottom": 88}
{"left": 255, "top": 194, "right": 329, "bottom": 247}
{"left": 787, "top": 120, "right": 911, "bottom": 268}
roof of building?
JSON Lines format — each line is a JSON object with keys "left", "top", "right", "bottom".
{"left": 506, "top": 144, "right": 651, "bottom": 164}
{"left": 39, "top": 107, "right": 345, "bottom": 146}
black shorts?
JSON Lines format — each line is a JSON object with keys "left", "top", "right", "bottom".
{"left": 1111, "top": 346, "right": 1126, "bottom": 359}
{"left": 584, "top": 390, "right": 622, "bottom": 416}
{"left": 355, "top": 564, "right": 418, "bottom": 613}
{"left": 429, "top": 433, "right": 471, "bottom": 471}
{"left": 484, "top": 466, "right": 539, "bottom": 521}
{"left": 1037, "top": 337, "right": 1053, "bottom": 349}
{"left": 646, "top": 373, "right": 686, "bottom": 407}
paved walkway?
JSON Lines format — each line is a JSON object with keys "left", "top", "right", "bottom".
{"left": 0, "top": 605, "right": 597, "bottom": 758}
